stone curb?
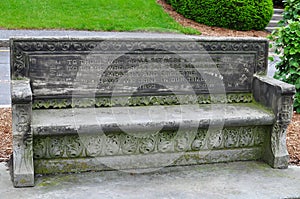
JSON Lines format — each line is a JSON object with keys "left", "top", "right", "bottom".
{"left": 0, "top": 40, "right": 9, "bottom": 48}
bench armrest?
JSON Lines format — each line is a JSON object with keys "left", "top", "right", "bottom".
{"left": 11, "top": 79, "right": 34, "bottom": 187}
{"left": 11, "top": 79, "right": 32, "bottom": 104}
{"left": 253, "top": 75, "right": 295, "bottom": 123}
{"left": 253, "top": 74, "right": 295, "bottom": 168}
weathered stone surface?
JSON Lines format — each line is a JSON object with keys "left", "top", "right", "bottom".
{"left": 253, "top": 75, "right": 296, "bottom": 168}
{"left": 11, "top": 79, "right": 32, "bottom": 103}
{"left": 32, "top": 126, "right": 267, "bottom": 159}
{"left": 10, "top": 35, "right": 294, "bottom": 187}
{"left": 34, "top": 148, "right": 263, "bottom": 174}
{"left": 11, "top": 79, "right": 34, "bottom": 187}
{"left": 12, "top": 103, "right": 34, "bottom": 187}
{"left": 31, "top": 104, "right": 274, "bottom": 136}
{"left": 11, "top": 37, "right": 268, "bottom": 100}
{"left": 31, "top": 93, "right": 254, "bottom": 109}
{"left": 2, "top": 161, "right": 300, "bottom": 199}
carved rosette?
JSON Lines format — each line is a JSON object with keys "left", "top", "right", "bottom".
{"left": 139, "top": 135, "right": 156, "bottom": 154}
{"left": 224, "top": 129, "right": 239, "bottom": 148}
{"left": 81, "top": 135, "right": 103, "bottom": 157}
{"left": 191, "top": 129, "right": 207, "bottom": 150}
{"left": 33, "top": 126, "right": 267, "bottom": 159}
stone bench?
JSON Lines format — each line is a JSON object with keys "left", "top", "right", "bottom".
{"left": 10, "top": 35, "right": 295, "bottom": 187}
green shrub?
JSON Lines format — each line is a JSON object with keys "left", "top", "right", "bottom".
{"left": 281, "top": 0, "right": 300, "bottom": 23}
{"left": 269, "top": 0, "right": 300, "bottom": 113}
{"left": 166, "top": 0, "right": 273, "bottom": 31}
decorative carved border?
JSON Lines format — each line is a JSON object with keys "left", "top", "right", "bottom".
{"left": 33, "top": 126, "right": 267, "bottom": 159}
{"left": 12, "top": 103, "right": 34, "bottom": 187}
{"left": 11, "top": 39, "right": 268, "bottom": 78}
{"left": 270, "top": 95, "right": 294, "bottom": 168}
{"left": 32, "top": 93, "right": 253, "bottom": 109}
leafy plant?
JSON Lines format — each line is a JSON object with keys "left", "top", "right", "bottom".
{"left": 269, "top": 0, "right": 300, "bottom": 113}
{"left": 281, "top": 0, "right": 300, "bottom": 23}
{"left": 166, "top": 0, "right": 273, "bottom": 31}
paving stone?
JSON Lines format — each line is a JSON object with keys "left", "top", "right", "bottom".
{"left": 1, "top": 161, "right": 300, "bottom": 199}
{"left": 0, "top": 64, "right": 10, "bottom": 81}
{"left": 0, "top": 51, "right": 9, "bottom": 64}
{"left": 0, "top": 81, "right": 11, "bottom": 106}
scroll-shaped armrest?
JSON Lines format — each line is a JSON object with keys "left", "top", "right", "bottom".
{"left": 253, "top": 74, "right": 295, "bottom": 169}
{"left": 11, "top": 79, "right": 32, "bottom": 104}
{"left": 253, "top": 74, "right": 295, "bottom": 123}
{"left": 11, "top": 79, "right": 34, "bottom": 187}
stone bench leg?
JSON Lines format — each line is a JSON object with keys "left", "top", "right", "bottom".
{"left": 11, "top": 80, "right": 34, "bottom": 187}
{"left": 253, "top": 75, "right": 295, "bottom": 168}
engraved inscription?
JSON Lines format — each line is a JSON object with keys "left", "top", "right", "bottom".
{"left": 28, "top": 52, "right": 255, "bottom": 97}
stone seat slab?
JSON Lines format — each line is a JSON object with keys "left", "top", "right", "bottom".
{"left": 32, "top": 103, "right": 275, "bottom": 136}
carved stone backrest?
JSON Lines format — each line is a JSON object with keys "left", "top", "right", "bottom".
{"left": 11, "top": 37, "right": 268, "bottom": 109}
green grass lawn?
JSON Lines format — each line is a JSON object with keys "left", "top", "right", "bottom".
{"left": 0, "top": 0, "right": 199, "bottom": 34}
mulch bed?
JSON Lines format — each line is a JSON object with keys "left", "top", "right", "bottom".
{"left": 287, "top": 113, "right": 300, "bottom": 165}
{"left": 1, "top": 108, "right": 299, "bottom": 165}
{"left": 0, "top": 108, "right": 12, "bottom": 162}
